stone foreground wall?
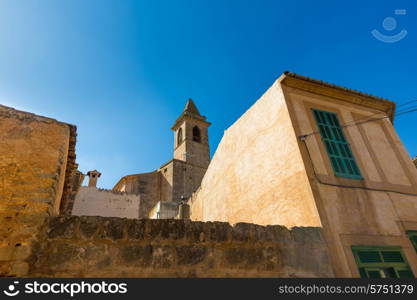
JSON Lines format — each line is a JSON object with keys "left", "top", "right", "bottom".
{"left": 0, "top": 105, "right": 75, "bottom": 276}
{"left": 28, "top": 216, "right": 334, "bottom": 277}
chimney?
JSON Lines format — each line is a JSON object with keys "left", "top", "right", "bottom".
{"left": 86, "top": 170, "right": 101, "bottom": 188}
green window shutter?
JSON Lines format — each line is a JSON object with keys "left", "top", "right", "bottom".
{"left": 366, "top": 269, "right": 383, "bottom": 278}
{"left": 352, "top": 246, "right": 414, "bottom": 278}
{"left": 410, "top": 236, "right": 417, "bottom": 252}
{"left": 357, "top": 251, "right": 382, "bottom": 263}
{"left": 381, "top": 251, "right": 404, "bottom": 263}
{"left": 406, "top": 231, "right": 417, "bottom": 252}
{"left": 398, "top": 269, "right": 414, "bottom": 278}
{"left": 312, "top": 109, "right": 362, "bottom": 179}
{"left": 358, "top": 267, "right": 367, "bottom": 278}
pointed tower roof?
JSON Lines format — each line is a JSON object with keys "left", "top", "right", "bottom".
{"left": 183, "top": 98, "right": 201, "bottom": 115}
{"left": 171, "top": 98, "right": 210, "bottom": 130}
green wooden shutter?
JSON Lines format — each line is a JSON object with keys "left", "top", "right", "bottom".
{"left": 352, "top": 246, "right": 414, "bottom": 278}
{"left": 410, "top": 236, "right": 417, "bottom": 252}
{"left": 381, "top": 251, "right": 404, "bottom": 263}
{"left": 357, "top": 251, "right": 382, "bottom": 263}
{"left": 312, "top": 109, "right": 362, "bottom": 179}
{"left": 398, "top": 269, "right": 415, "bottom": 278}
{"left": 406, "top": 231, "right": 417, "bottom": 253}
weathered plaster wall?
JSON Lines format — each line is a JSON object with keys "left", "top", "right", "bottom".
{"left": 0, "top": 105, "right": 73, "bottom": 276}
{"left": 113, "top": 172, "right": 160, "bottom": 218}
{"left": 170, "top": 159, "right": 208, "bottom": 203}
{"left": 190, "top": 79, "right": 321, "bottom": 228}
{"left": 112, "top": 157, "right": 208, "bottom": 220}
{"left": 72, "top": 187, "right": 140, "bottom": 219}
{"left": 282, "top": 81, "right": 417, "bottom": 277}
{"left": 159, "top": 161, "right": 175, "bottom": 203}
{"left": 148, "top": 201, "right": 179, "bottom": 219}
{"left": 28, "top": 216, "right": 333, "bottom": 278}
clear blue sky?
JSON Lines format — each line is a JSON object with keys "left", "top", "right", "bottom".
{"left": 0, "top": 0, "right": 416, "bottom": 188}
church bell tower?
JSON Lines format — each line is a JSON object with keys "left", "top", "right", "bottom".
{"left": 172, "top": 99, "right": 211, "bottom": 168}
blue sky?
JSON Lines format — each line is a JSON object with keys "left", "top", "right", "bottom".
{"left": 0, "top": 0, "right": 416, "bottom": 188}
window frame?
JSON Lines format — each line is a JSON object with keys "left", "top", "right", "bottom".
{"left": 312, "top": 109, "right": 363, "bottom": 180}
{"left": 351, "top": 245, "right": 414, "bottom": 278}
{"left": 406, "top": 231, "right": 417, "bottom": 252}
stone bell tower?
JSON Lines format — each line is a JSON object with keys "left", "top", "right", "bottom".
{"left": 172, "top": 99, "right": 211, "bottom": 168}
{"left": 169, "top": 99, "right": 211, "bottom": 203}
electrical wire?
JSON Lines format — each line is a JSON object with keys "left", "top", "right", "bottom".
{"left": 300, "top": 102, "right": 417, "bottom": 139}
{"left": 298, "top": 106, "right": 417, "bottom": 195}
{"left": 300, "top": 138, "right": 417, "bottom": 197}
{"left": 327, "top": 99, "right": 417, "bottom": 129}
{"left": 396, "top": 107, "right": 417, "bottom": 117}
{"left": 397, "top": 99, "right": 417, "bottom": 108}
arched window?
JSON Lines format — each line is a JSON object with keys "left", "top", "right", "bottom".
{"left": 177, "top": 128, "right": 183, "bottom": 146}
{"left": 193, "top": 126, "right": 201, "bottom": 143}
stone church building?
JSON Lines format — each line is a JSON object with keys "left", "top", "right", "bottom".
{"left": 113, "top": 99, "right": 210, "bottom": 218}
{"left": 71, "top": 99, "right": 211, "bottom": 220}
{"left": 1, "top": 72, "right": 417, "bottom": 278}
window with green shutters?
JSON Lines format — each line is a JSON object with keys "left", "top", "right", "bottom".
{"left": 351, "top": 246, "right": 414, "bottom": 278}
{"left": 406, "top": 231, "right": 417, "bottom": 253}
{"left": 312, "top": 109, "right": 362, "bottom": 179}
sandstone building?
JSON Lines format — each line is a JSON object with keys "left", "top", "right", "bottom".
{"left": 189, "top": 72, "right": 417, "bottom": 278}
{"left": 1, "top": 72, "right": 416, "bottom": 278}
{"left": 112, "top": 99, "right": 210, "bottom": 219}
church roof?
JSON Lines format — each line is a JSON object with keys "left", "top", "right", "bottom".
{"left": 184, "top": 98, "right": 201, "bottom": 115}
{"left": 171, "top": 98, "right": 210, "bottom": 130}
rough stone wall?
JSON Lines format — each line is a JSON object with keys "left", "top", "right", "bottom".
{"left": 172, "top": 159, "right": 207, "bottom": 203}
{"left": 60, "top": 169, "right": 84, "bottom": 215}
{"left": 0, "top": 105, "right": 74, "bottom": 276}
{"left": 58, "top": 126, "right": 77, "bottom": 215}
{"left": 28, "top": 216, "right": 334, "bottom": 277}
{"left": 159, "top": 161, "right": 174, "bottom": 203}
{"left": 72, "top": 187, "right": 140, "bottom": 219}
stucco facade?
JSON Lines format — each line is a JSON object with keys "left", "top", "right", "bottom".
{"left": 189, "top": 80, "right": 320, "bottom": 228}
{"left": 190, "top": 72, "right": 417, "bottom": 277}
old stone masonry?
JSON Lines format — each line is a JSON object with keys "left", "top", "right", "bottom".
{"left": 2, "top": 71, "right": 417, "bottom": 277}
